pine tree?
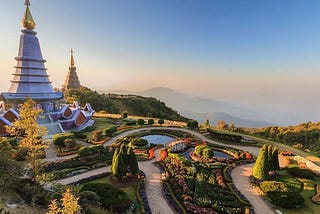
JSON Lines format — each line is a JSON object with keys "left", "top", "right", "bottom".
{"left": 272, "top": 147, "right": 280, "bottom": 170}
{"left": 267, "top": 145, "right": 274, "bottom": 171}
{"left": 6, "top": 97, "right": 48, "bottom": 181}
{"left": 252, "top": 144, "right": 270, "bottom": 180}
{"left": 119, "top": 144, "right": 128, "bottom": 168}
{"left": 112, "top": 153, "right": 126, "bottom": 180}
{"left": 128, "top": 148, "right": 139, "bottom": 176}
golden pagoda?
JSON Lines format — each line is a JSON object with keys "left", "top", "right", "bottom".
{"left": 63, "top": 49, "right": 81, "bottom": 90}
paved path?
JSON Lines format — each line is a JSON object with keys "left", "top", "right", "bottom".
{"left": 46, "top": 127, "right": 275, "bottom": 213}
{"left": 55, "top": 148, "right": 174, "bottom": 214}
{"left": 232, "top": 164, "right": 275, "bottom": 214}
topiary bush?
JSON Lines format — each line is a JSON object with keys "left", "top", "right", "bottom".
{"left": 260, "top": 181, "right": 288, "bottom": 193}
{"left": 103, "top": 126, "right": 118, "bottom": 137}
{"left": 129, "top": 138, "right": 148, "bottom": 147}
{"left": 148, "top": 119, "right": 154, "bottom": 125}
{"left": 186, "top": 119, "right": 199, "bottom": 129}
{"left": 78, "top": 145, "right": 106, "bottom": 157}
{"left": 268, "top": 191, "right": 305, "bottom": 208}
{"left": 78, "top": 190, "right": 101, "bottom": 213}
{"left": 287, "top": 165, "right": 315, "bottom": 179}
{"left": 52, "top": 133, "right": 74, "bottom": 147}
{"left": 252, "top": 145, "right": 270, "bottom": 180}
{"left": 81, "top": 183, "right": 130, "bottom": 213}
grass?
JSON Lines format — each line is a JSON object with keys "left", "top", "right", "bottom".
{"left": 80, "top": 117, "right": 115, "bottom": 139}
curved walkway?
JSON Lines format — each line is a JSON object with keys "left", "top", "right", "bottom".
{"left": 232, "top": 164, "right": 275, "bottom": 214}
{"left": 55, "top": 148, "right": 174, "bottom": 214}
{"left": 46, "top": 127, "right": 274, "bottom": 214}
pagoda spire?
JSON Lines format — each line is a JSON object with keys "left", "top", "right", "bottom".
{"left": 70, "top": 49, "right": 75, "bottom": 67}
{"left": 64, "top": 50, "right": 81, "bottom": 90}
{"left": 22, "top": 0, "right": 36, "bottom": 30}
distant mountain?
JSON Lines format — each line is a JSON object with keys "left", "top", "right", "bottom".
{"left": 106, "top": 87, "right": 273, "bottom": 128}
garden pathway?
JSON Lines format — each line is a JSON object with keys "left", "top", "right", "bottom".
{"left": 55, "top": 148, "right": 175, "bottom": 214}
{"left": 47, "top": 127, "right": 277, "bottom": 213}
{"left": 232, "top": 164, "right": 275, "bottom": 214}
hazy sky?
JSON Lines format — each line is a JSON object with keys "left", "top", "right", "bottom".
{"left": 1, "top": 0, "right": 320, "bottom": 124}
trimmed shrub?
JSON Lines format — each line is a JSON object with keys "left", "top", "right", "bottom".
{"left": 186, "top": 120, "right": 199, "bottom": 129}
{"left": 121, "top": 111, "right": 128, "bottom": 119}
{"left": 158, "top": 119, "right": 164, "bottom": 125}
{"left": 287, "top": 165, "right": 315, "bottom": 179}
{"left": 194, "top": 145, "right": 214, "bottom": 159}
{"left": 137, "top": 118, "right": 145, "bottom": 126}
{"left": 52, "top": 133, "right": 74, "bottom": 147}
{"left": 260, "top": 181, "right": 288, "bottom": 193}
{"left": 129, "top": 138, "right": 148, "bottom": 147}
{"left": 268, "top": 191, "right": 304, "bottom": 208}
{"left": 203, "top": 148, "right": 214, "bottom": 159}
{"left": 252, "top": 145, "right": 270, "bottom": 180}
{"left": 148, "top": 119, "right": 154, "bottom": 125}
{"left": 79, "top": 190, "right": 101, "bottom": 213}
{"left": 103, "top": 126, "right": 118, "bottom": 137}
{"left": 81, "top": 183, "right": 130, "bottom": 213}
{"left": 78, "top": 145, "right": 106, "bottom": 157}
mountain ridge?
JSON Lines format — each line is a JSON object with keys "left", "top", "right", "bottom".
{"left": 106, "top": 87, "right": 273, "bottom": 128}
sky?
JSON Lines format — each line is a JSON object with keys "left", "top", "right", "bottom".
{"left": 1, "top": 0, "right": 320, "bottom": 124}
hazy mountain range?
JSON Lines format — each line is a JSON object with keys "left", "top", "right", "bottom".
{"left": 102, "top": 87, "right": 273, "bottom": 128}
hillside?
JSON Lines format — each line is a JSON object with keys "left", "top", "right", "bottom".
{"left": 234, "top": 121, "right": 320, "bottom": 152}
{"left": 109, "top": 87, "right": 273, "bottom": 127}
{"left": 64, "top": 87, "right": 189, "bottom": 122}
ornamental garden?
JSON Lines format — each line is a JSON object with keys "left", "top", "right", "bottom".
{"left": 1, "top": 108, "right": 320, "bottom": 214}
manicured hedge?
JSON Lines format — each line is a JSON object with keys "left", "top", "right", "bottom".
{"left": 287, "top": 165, "right": 315, "bottom": 179}
{"left": 78, "top": 145, "right": 106, "bottom": 157}
{"left": 268, "top": 191, "right": 304, "bottom": 208}
{"left": 260, "top": 181, "right": 288, "bottom": 193}
{"left": 81, "top": 183, "right": 130, "bottom": 213}
{"left": 207, "top": 128, "right": 242, "bottom": 142}
{"left": 52, "top": 133, "right": 74, "bottom": 147}
{"left": 129, "top": 138, "right": 148, "bottom": 147}
{"left": 103, "top": 126, "right": 118, "bottom": 137}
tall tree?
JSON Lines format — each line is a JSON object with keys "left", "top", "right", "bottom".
{"left": 252, "top": 144, "right": 270, "bottom": 180}
{"left": 128, "top": 148, "right": 139, "bottom": 176}
{"left": 6, "top": 97, "right": 48, "bottom": 181}
{"left": 112, "top": 153, "right": 126, "bottom": 180}
{"left": 47, "top": 188, "right": 81, "bottom": 214}
{"left": 272, "top": 147, "right": 280, "bottom": 170}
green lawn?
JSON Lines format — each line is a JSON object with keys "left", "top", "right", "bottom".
{"left": 81, "top": 117, "right": 115, "bottom": 139}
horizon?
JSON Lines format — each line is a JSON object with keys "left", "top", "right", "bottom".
{"left": 1, "top": 0, "right": 320, "bottom": 125}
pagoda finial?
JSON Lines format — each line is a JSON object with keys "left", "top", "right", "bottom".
{"left": 70, "top": 49, "right": 75, "bottom": 67}
{"left": 22, "top": 0, "right": 36, "bottom": 30}
{"left": 25, "top": 0, "right": 31, "bottom": 6}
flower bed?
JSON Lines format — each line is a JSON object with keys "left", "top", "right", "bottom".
{"left": 161, "top": 151, "right": 251, "bottom": 214}
{"left": 157, "top": 149, "right": 168, "bottom": 162}
{"left": 42, "top": 152, "right": 113, "bottom": 173}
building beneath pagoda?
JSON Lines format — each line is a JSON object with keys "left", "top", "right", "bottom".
{"left": 0, "top": 1, "right": 94, "bottom": 136}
